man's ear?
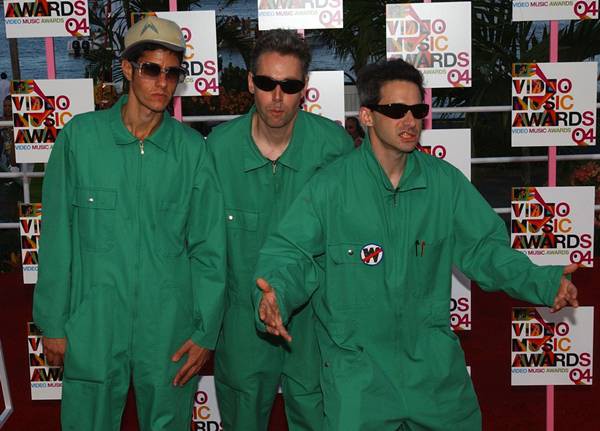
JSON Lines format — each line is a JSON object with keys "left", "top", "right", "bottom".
{"left": 247, "top": 72, "right": 255, "bottom": 95}
{"left": 122, "top": 60, "right": 133, "bottom": 83}
{"left": 359, "top": 106, "right": 374, "bottom": 127}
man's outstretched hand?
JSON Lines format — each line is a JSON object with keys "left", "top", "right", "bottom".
{"left": 257, "top": 278, "right": 292, "bottom": 342}
{"left": 551, "top": 263, "right": 579, "bottom": 312}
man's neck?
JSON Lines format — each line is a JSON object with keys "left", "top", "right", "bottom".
{"left": 369, "top": 132, "right": 409, "bottom": 189}
{"left": 121, "top": 97, "right": 164, "bottom": 141}
{"left": 251, "top": 112, "right": 296, "bottom": 161}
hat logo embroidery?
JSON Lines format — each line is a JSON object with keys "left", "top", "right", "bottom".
{"left": 140, "top": 22, "right": 159, "bottom": 36}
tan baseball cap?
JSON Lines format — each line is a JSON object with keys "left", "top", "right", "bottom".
{"left": 122, "top": 16, "right": 186, "bottom": 59}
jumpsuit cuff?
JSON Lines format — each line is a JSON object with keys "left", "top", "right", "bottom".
{"left": 35, "top": 318, "right": 67, "bottom": 339}
{"left": 190, "top": 329, "right": 217, "bottom": 351}
{"left": 537, "top": 265, "right": 565, "bottom": 307}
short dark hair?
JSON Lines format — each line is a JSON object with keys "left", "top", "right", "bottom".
{"left": 122, "top": 42, "right": 184, "bottom": 65}
{"left": 357, "top": 59, "right": 425, "bottom": 106}
{"left": 251, "top": 29, "right": 311, "bottom": 77}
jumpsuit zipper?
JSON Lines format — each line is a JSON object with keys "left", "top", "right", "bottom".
{"left": 130, "top": 142, "right": 143, "bottom": 355}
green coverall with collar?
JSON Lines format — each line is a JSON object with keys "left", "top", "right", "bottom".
{"left": 254, "top": 137, "right": 564, "bottom": 431}
{"left": 206, "top": 107, "right": 353, "bottom": 430}
{"left": 33, "top": 96, "right": 226, "bottom": 431}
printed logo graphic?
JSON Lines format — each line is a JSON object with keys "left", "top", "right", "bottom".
{"left": 28, "top": 322, "right": 63, "bottom": 400}
{"left": 513, "top": 0, "right": 598, "bottom": 21}
{"left": 386, "top": 2, "right": 471, "bottom": 88}
{"left": 258, "top": 0, "right": 343, "bottom": 30}
{"left": 19, "top": 203, "right": 41, "bottom": 284}
{"left": 11, "top": 78, "right": 94, "bottom": 163}
{"left": 511, "top": 307, "right": 594, "bottom": 386}
{"left": 360, "top": 243, "right": 383, "bottom": 266}
{"left": 511, "top": 62, "right": 597, "bottom": 147}
{"left": 302, "top": 71, "right": 344, "bottom": 125}
{"left": 511, "top": 187, "right": 595, "bottom": 267}
{"left": 4, "top": 0, "right": 90, "bottom": 38}
{"left": 192, "top": 376, "right": 222, "bottom": 430}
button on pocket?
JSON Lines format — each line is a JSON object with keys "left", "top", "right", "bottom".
{"left": 72, "top": 187, "right": 117, "bottom": 252}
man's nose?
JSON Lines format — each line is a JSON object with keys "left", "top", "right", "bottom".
{"left": 272, "top": 84, "right": 283, "bottom": 102}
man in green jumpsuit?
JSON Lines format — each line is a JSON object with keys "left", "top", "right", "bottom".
{"left": 254, "top": 59, "right": 579, "bottom": 430}
{"left": 207, "top": 30, "right": 352, "bottom": 430}
{"left": 33, "top": 16, "right": 226, "bottom": 430}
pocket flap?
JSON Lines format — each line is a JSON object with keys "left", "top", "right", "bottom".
{"left": 73, "top": 188, "right": 117, "bottom": 210}
{"left": 328, "top": 243, "right": 363, "bottom": 264}
{"left": 225, "top": 208, "right": 258, "bottom": 231}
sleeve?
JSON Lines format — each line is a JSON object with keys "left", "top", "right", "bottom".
{"left": 253, "top": 179, "right": 326, "bottom": 329}
{"left": 33, "top": 124, "right": 75, "bottom": 338}
{"left": 321, "top": 124, "right": 354, "bottom": 164}
{"left": 187, "top": 149, "right": 227, "bottom": 349}
{"left": 451, "top": 169, "right": 563, "bottom": 306}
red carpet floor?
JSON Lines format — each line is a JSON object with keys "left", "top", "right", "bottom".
{"left": 1, "top": 262, "right": 599, "bottom": 430}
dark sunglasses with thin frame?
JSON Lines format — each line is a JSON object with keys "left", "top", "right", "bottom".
{"left": 130, "top": 61, "right": 186, "bottom": 84}
{"left": 252, "top": 75, "right": 305, "bottom": 94}
{"left": 366, "top": 103, "right": 429, "bottom": 120}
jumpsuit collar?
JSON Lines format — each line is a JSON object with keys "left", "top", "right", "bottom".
{"left": 109, "top": 95, "right": 173, "bottom": 151}
{"left": 361, "top": 134, "right": 427, "bottom": 193}
{"left": 243, "top": 105, "right": 303, "bottom": 172}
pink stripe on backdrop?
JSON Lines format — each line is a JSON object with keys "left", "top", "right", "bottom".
{"left": 169, "top": 0, "right": 183, "bottom": 120}
{"left": 45, "top": 38, "right": 56, "bottom": 79}
{"left": 173, "top": 97, "right": 183, "bottom": 121}
{"left": 546, "top": 19, "right": 559, "bottom": 431}
{"left": 547, "top": 384, "right": 555, "bottom": 431}
{"left": 424, "top": 89, "right": 432, "bottom": 130}
{"left": 423, "top": 0, "right": 431, "bottom": 128}
{"left": 547, "top": 21, "right": 559, "bottom": 188}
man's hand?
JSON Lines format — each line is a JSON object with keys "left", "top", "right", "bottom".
{"left": 551, "top": 263, "right": 579, "bottom": 312}
{"left": 257, "top": 278, "right": 292, "bottom": 342}
{"left": 43, "top": 337, "right": 66, "bottom": 366}
{"left": 171, "top": 339, "right": 210, "bottom": 386}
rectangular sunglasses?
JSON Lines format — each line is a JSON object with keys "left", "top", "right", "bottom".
{"left": 252, "top": 75, "right": 305, "bottom": 94}
{"left": 366, "top": 103, "right": 429, "bottom": 119}
{"left": 130, "top": 61, "right": 186, "bottom": 84}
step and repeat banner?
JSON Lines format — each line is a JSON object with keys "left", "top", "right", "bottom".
{"left": 4, "top": 0, "right": 90, "bottom": 38}
{"left": 3, "top": 0, "right": 597, "bottom": 428}
{"left": 10, "top": 79, "right": 94, "bottom": 163}
{"left": 386, "top": 2, "right": 472, "bottom": 88}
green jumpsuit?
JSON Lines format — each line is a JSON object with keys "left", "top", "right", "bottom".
{"left": 254, "top": 138, "right": 563, "bottom": 431}
{"left": 206, "top": 107, "right": 352, "bottom": 430}
{"left": 33, "top": 96, "right": 226, "bottom": 431}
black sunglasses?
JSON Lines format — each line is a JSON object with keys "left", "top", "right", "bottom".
{"left": 252, "top": 75, "right": 305, "bottom": 94}
{"left": 130, "top": 61, "right": 186, "bottom": 84}
{"left": 366, "top": 103, "right": 429, "bottom": 120}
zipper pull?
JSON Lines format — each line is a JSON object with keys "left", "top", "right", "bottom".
{"left": 139, "top": 140, "right": 145, "bottom": 155}
{"left": 272, "top": 159, "right": 277, "bottom": 174}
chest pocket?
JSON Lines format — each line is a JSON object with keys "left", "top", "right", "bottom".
{"left": 409, "top": 236, "right": 449, "bottom": 299}
{"left": 157, "top": 201, "right": 187, "bottom": 257}
{"left": 326, "top": 242, "right": 383, "bottom": 310}
{"left": 225, "top": 208, "right": 259, "bottom": 271}
{"left": 72, "top": 187, "right": 117, "bottom": 253}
